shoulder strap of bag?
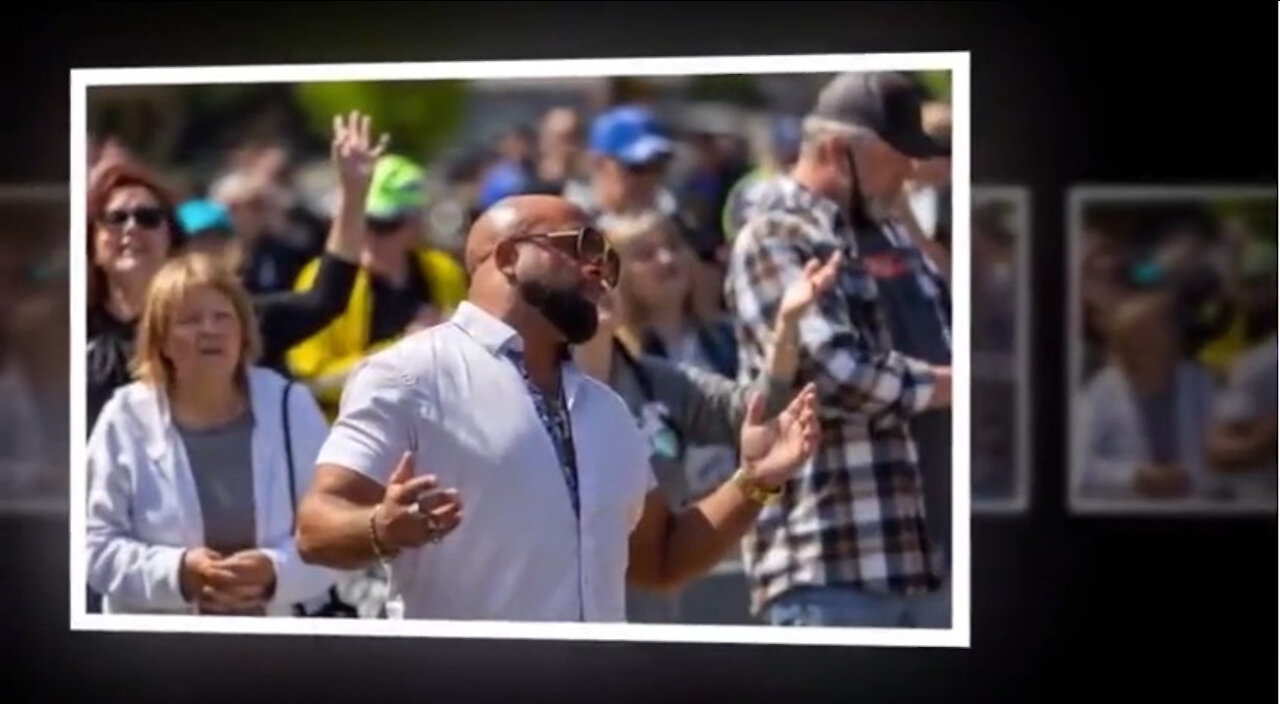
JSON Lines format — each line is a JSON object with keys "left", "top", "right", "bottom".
{"left": 281, "top": 379, "right": 298, "bottom": 529}
{"left": 279, "top": 378, "right": 308, "bottom": 618}
{"left": 695, "top": 323, "right": 737, "bottom": 379}
{"left": 613, "top": 337, "right": 657, "bottom": 402}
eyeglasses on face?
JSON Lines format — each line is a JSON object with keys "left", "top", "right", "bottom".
{"left": 100, "top": 206, "right": 166, "bottom": 230}
{"left": 510, "top": 226, "right": 620, "bottom": 287}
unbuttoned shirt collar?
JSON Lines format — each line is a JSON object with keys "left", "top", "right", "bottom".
{"left": 448, "top": 300, "right": 585, "bottom": 406}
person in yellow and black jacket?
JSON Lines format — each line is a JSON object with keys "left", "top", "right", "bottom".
{"left": 287, "top": 153, "right": 466, "bottom": 420}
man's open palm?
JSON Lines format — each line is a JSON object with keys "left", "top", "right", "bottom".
{"left": 738, "top": 383, "right": 821, "bottom": 489}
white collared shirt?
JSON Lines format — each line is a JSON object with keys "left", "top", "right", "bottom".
{"left": 315, "top": 301, "right": 656, "bottom": 622}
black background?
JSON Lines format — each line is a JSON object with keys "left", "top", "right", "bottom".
{"left": 2, "top": 2, "right": 1275, "bottom": 702}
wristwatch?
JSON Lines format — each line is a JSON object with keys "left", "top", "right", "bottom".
{"left": 732, "top": 467, "right": 782, "bottom": 505}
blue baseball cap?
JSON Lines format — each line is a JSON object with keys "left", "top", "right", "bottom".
{"left": 176, "top": 199, "right": 234, "bottom": 237}
{"left": 476, "top": 160, "right": 530, "bottom": 211}
{"left": 589, "top": 105, "right": 674, "bottom": 166}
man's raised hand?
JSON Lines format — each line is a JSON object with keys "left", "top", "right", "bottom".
{"left": 371, "top": 451, "right": 464, "bottom": 555}
{"left": 737, "top": 382, "right": 822, "bottom": 490}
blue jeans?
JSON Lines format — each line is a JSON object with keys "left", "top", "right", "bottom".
{"left": 766, "top": 580, "right": 951, "bottom": 628}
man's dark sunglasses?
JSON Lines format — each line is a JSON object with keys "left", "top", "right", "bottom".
{"left": 101, "top": 206, "right": 166, "bottom": 230}
{"left": 512, "top": 226, "right": 620, "bottom": 287}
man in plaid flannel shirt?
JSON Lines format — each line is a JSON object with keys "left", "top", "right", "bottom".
{"left": 724, "top": 71, "right": 955, "bottom": 628}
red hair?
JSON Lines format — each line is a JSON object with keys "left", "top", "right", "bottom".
{"left": 85, "top": 157, "right": 184, "bottom": 319}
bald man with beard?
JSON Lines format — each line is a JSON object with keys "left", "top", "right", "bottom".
{"left": 295, "top": 194, "right": 822, "bottom": 623}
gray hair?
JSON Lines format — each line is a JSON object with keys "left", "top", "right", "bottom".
{"left": 800, "top": 116, "right": 901, "bottom": 221}
{"left": 799, "top": 115, "right": 879, "bottom": 154}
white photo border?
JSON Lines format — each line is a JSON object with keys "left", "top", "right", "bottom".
{"left": 970, "top": 185, "right": 1033, "bottom": 515}
{"left": 1065, "top": 183, "right": 1278, "bottom": 517}
{"left": 69, "top": 51, "right": 972, "bottom": 648}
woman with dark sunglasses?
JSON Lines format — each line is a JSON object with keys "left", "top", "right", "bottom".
{"left": 86, "top": 159, "right": 187, "bottom": 431}
{"left": 85, "top": 112, "right": 386, "bottom": 433}
{"left": 82, "top": 113, "right": 388, "bottom": 618}
{"left": 83, "top": 157, "right": 188, "bottom": 616}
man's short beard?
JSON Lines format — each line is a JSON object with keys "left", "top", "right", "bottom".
{"left": 515, "top": 277, "right": 600, "bottom": 345}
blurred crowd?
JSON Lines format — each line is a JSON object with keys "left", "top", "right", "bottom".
{"left": 0, "top": 194, "right": 70, "bottom": 508}
{"left": 75, "top": 72, "right": 958, "bottom": 622}
{"left": 1076, "top": 199, "right": 1277, "bottom": 508}
{"left": 970, "top": 197, "right": 1022, "bottom": 502}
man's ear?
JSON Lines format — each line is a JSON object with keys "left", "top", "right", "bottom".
{"left": 492, "top": 238, "right": 518, "bottom": 278}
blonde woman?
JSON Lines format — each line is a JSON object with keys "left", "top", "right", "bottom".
{"left": 600, "top": 209, "right": 760, "bottom": 505}
{"left": 1076, "top": 292, "right": 1219, "bottom": 502}
{"left": 603, "top": 209, "right": 739, "bottom": 381}
{"left": 573, "top": 215, "right": 840, "bottom": 623}
{"left": 85, "top": 253, "right": 338, "bottom": 615}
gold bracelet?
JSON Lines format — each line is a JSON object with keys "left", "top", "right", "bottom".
{"left": 731, "top": 467, "right": 781, "bottom": 505}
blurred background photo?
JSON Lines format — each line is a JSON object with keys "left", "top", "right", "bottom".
{"left": 76, "top": 67, "right": 959, "bottom": 626}
{"left": 970, "top": 186, "right": 1031, "bottom": 513}
{"left": 0, "top": 187, "right": 70, "bottom": 515}
{"left": 1069, "top": 187, "right": 1277, "bottom": 514}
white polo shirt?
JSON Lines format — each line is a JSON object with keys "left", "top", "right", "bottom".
{"left": 315, "top": 301, "right": 656, "bottom": 622}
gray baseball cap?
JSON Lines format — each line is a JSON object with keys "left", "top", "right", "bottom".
{"left": 811, "top": 71, "right": 950, "bottom": 159}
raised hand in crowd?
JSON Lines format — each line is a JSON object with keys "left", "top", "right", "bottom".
{"left": 370, "top": 452, "right": 464, "bottom": 557}
{"left": 333, "top": 110, "right": 391, "bottom": 201}
{"left": 327, "top": 110, "right": 391, "bottom": 263}
{"left": 248, "top": 109, "right": 394, "bottom": 372}
{"left": 624, "top": 380, "right": 823, "bottom": 593}
{"left": 736, "top": 383, "right": 822, "bottom": 490}
{"left": 759, "top": 250, "right": 843, "bottom": 393}
{"left": 777, "top": 250, "right": 843, "bottom": 325}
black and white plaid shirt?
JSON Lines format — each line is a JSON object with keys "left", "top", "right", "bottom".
{"left": 724, "top": 176, "right": 950, "bottom": 615}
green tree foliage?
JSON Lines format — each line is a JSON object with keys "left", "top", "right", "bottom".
{"left": 292, "top": 80, "right": 469, "bottom": 167}
{"left": 1210, "top": 195, "right": 1277, "bottom": 243}
{"left": 917, "top": 70, "right": 951, "bottom": 102}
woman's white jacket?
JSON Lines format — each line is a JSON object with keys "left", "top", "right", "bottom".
{"left": 85, "top": 366, "right": 338, "bottom": 616}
